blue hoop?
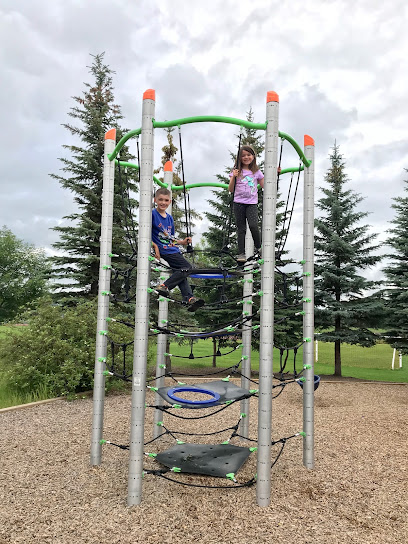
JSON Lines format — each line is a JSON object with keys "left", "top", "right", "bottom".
{"left": 167, "top": 386, "right": 221, "bottom": 405}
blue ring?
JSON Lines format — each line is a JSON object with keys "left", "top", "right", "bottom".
{"left": 167, "top": 386, "right": 221, "bottom": 405}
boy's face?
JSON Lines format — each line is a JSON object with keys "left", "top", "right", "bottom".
{"left": 155, "top": 193, "right": 171, "bottom": 213}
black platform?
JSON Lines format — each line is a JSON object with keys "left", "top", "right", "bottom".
{"left": 156, "top": 443, "right": 252, "bottom": 477}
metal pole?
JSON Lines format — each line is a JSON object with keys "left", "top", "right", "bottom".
{"left": 256, "top": 92, "right": 279, "bottom": 506}
{"left": 302, "top": 135, "right": 315, "bottom": 469}
{"left": 127, "top": 89, "right": 156, "bottom": 506}
{"left": 153, "top": 162, "right": 173, "bottom": 438}
{"left": 240, "top": 229, "right": 254, "bottom": 438}
{"left": 90, "top": 129, "right": 116, "bottom": 465}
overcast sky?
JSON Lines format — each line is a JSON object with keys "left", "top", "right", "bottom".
{"left": 1, "top": 0, "right": 407, "bottom": 281}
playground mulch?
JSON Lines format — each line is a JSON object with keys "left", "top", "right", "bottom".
{"left": 0, "top": 380, "right": 407, "bottom": 544}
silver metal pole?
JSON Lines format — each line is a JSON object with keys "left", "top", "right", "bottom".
{"left": 90, "top": 129, "right": 116, "bottom": 465}
{"left": 302, "top": 135, "right": 315, "bottom": 469}
{"left": 153, "top": 162, "right": 173, "bottom": 438}
{"left": 127, "top": 89, "right": 156, "bottom": 506}
{"left": 240, "top": 229, "right": 254, "bottom": 438}
{"left": 256, "top": 92, "right": 279, "bottom": 506}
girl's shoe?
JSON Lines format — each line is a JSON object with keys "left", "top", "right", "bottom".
{"left": 236, "top": 253, "right": 246, "bottom": 263}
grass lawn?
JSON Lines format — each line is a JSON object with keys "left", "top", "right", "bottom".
{"left": 168, "top": 338, "right": 408, "bottom": 383}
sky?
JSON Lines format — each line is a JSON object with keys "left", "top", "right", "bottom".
{"left": 1, "top": 0, "right": 407, "bottom": 281}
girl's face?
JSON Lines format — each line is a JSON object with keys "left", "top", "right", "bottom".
{"left": 241, "top": 150, "right": 254, "bottom": 168}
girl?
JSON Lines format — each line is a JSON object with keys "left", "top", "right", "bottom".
{"left": 229, "top": 145, "right": 264, "bottom": 263}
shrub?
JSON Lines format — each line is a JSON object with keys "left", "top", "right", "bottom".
{"left": 0, "top": 298, "right": 155, "bottom": 397}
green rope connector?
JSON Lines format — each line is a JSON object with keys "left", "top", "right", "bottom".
{"left": 105, "top": 317, "right": 112, "bottom": 322}
{"left": 298, "top": 377, "right": 306, "bottom": 383}
{"left": 243, "top": 311, "right": 249, "bottom": 316}
{"left": 175, "top": 333, "right": 185, "bottom": 338}
{"left": 99, "top": 330, "right": 108, "bottom": 336}
{"left": 108, "top": 253, "right": 119, "bottom": 257}
{"left": 257, "top": 258, "right": 264, "bottom": 265}
{"left": 249, "top": 388, "right": 259, "bottom": 394}
{"left": 161, "top": 319, "right": 168, "bottom": 324}
{"left": 303, "top": 364, "right": 312, "bottom": 370}
{"left": 102, "top": 370, "right": 112, "bottom": 376}
{"left": 299, "top": 431, "right": 306, "bottom": 437}
{"left": 101, "top": 291, "right": 111, "bottom": 296}
{"left": 159, "top": 296, "right": 172, "bottom": 302}
{"left": 226, "top": 472, "right": 236, "bottom": 481}
{"left": 147, "top": 453, "right": 157, "bottom": 458}
{"left": 253, "top": 268, "right": 261, "bottom": 274}
{"left": 164, "top": 352, "right": 172, "bottom": 357}
{"left": 240, "top": 413, "right": 247, "bottom": 418}
{"left": 98, "top": 357, "right": 107, "bottom": 362}
{"left": 221, "top": 440, "right": 230, "bottom": 445}
{"left": 177, "top": 381, "right": 186, "bottom": 386}
{"left": 303, "top": 337, "right": 312, "bottom": 342}
{"left": 252, "top": 325, "right": 260, "bottom": 330}
{"left": 222, "top": 376, "right": 230, "bottom": 382}
{"left": 299, "top": 259, "right": 306, "bottom": 264}
{"left": 246, "top": 278, "right": 254, "bottom": 283}
{"left": 295, "top": 310, "right": 306, "bottom": 316}
{"left": 159, "top": 364, "right": 166, "bottom": 369}
{"left": 302, "top": 297, "right": 311, "bottom": 303}
{"left": 180, "top": 329, "right": 190, "bottom": 334}
{"left": 243, "top": 267, "right": 252, "bottom": 273}
{"left": 156, "top": 421, "right": 164, "bottom": 426}
{"left": 257, "top": 291, "right": 264, "bottom": 297}
{"left": 99, "top": 439, "right": 107, "bottom": 445}
{"left": 142, "top": 471, "right": 145, "bottom": 479}
{"left": 171, "top": 467, "right": 181, "bottom": 473}
{"left": 149, "top": 386, "right": 159, "bottom": 392}
{"left": 151, "top": 329, "right": 160, "bottom": 334}
{"left": 242, "top": 355, "right": 249, "bottom": 360}
{"left": 176, "top": 440, "right": 185, "bottom": 445}
{"left": 148, "top": 256, "right": 155, "bottom": 261}
{"left": 237, "top": 300, "right": 244, "bottom": 305}
{"left": 173, "top": 404, "right": 182, "bottom": 409}
{"left": 153, "top": 267, "right": 161, "bottom": 272}
{"left": 249, "top": 447, "right": 258, "bottom": 453}
{"left": 160, "top": 276, "right": 166, "bottom": 281}
{"left": 246, "top": 300, "right": 254, "bottom": 305}
{"left": 225, "top": 400, "right": 234, "bottom": 405}
{"left": 303, "top": 271, "right": 311, "bottom": 277}
{"left": 147, "top": 287, "right": 154, "bottom": 293}
{"left": 102, "top": 265, "right": 112, "bottom": 270}
{"left": 225, "top": 326, "right": 235, "bottom": 332}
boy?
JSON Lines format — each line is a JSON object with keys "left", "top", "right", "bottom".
{"left": 151, "top": 187, "right": 204, "bottom": 312}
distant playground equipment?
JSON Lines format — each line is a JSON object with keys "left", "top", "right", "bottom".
{"left": 90, "top": 90, "right": 316, "bottom": 507}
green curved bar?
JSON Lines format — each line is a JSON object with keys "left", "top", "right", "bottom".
{"left": 108, "top": 128, "right": 141, "bottom": 161}
{"left": 279, "top": 131, "right": 311, "bottom": 168}
{"left": 152, "top": 116, "right": 267, "bottom": 130}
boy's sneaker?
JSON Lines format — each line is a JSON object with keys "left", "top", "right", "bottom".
{"left": 187, "top": 296, "right": 205, "bottom": 312}
{"left": 155, "top": 284, "right": 170, "bottom": 297}
{"left": 236, "top": 253, "right": 246, "bottom": 263}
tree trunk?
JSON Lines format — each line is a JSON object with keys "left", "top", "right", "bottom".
{"left": 212, "top": 337, "right": 217, "bottom": 367}
{"left": 165, "top": 338, "right": 171, "bottom": 373}
{"left": 334, "top": 339, "right": 342, "bottom": 376}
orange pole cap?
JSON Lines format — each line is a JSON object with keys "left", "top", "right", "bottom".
{"left": 266, "top": 91, "right": 279, "bottom": 103}
{"left": 143, "top": 89, "right": 156, "bottom": 101}
{"left": 164, "top": 161, "right": 173, "bottom": 172}
{"left": 104, "top": 128, "right": 116, "bottom": 141}
{"left": 304, "top": 135, "right": 315, "bottom": 147}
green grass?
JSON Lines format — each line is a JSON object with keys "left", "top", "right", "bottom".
{"left": 168, "top": 338, "right": 408, "bottom": 383}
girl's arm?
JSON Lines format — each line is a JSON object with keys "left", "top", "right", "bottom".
{"left": 228, "top": 169, "right": 239, "bottom": 192}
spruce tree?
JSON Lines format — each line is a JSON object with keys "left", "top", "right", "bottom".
{"left": 382, "top": 171, "right": 408, "bottom": 353}
{"left": 50, "top": 53, "right": 137, "bottom": 302}
{"left": 315, "top": 144, "right": 383, "bottom": 376}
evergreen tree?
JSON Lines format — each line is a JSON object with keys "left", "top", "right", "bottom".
{"left": 382, "top": 171, "right": 408, "bottom": 353}
{"left": 315, "top": 144, "right": 383, "bottom": 376}
{"left": 50, "top": 53, "right": 137, "bottom": 302}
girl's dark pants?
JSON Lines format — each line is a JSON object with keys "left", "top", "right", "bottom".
{"left": 233, "top": 202, "right": 261, "bottom": 254}
{"left": 161, "top": 251, "right": 193, "bottom": 300}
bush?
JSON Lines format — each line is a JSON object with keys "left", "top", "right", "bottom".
{"left": 0, "top": 298, "right": 155, "bottom": 397}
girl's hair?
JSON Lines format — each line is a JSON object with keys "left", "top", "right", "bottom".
{"left": 238, "top": 145, "right": 259, "bottom": 174}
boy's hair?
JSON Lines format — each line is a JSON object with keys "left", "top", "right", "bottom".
{"left": 155, "top": 187, "right": 171, "bottom": 198}
{"left": 238, "top": 145, "right": 259, "bottom": 174}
